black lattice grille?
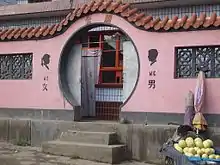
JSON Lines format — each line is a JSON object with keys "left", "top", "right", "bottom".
{"left": 0, "top": 53, "right": 33, "bottom": 80}
{"left": 175, "top": 46, "right": 220, "bottom": 78}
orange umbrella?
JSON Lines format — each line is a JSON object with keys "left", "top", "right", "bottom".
{"left": 192, "top": 71, "right": 207, "bottom": 131}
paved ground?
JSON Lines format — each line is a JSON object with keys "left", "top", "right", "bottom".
{"left": 0, "top": 143, "right": 154, "bottom": 165}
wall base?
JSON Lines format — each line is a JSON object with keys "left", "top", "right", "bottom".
{"left": 0, "top": 107, "right": 80, "bottom": 121}
{"left": 0, "top": 118, "right": 219, "bottom": 164}
{"left": 120, "top": 111, "right": 220, "bottom": 126}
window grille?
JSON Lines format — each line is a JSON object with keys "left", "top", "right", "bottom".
{"left": 0, "top": 16, "right": 64, "bottom": 30}
{"left": 139, "top": 4, "right": 220, "bottom": 19}
{"left": 175, "top": 46, "right": 220, "bottom": 78}
{"left": 16, "top": 0, "right": 28, "bottom": 4}
{"left": 0, "top": 53, "right": 33, "bottom": 80}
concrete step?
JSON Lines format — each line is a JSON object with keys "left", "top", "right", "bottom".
{"left": 60, "top": 130, "right": 118, "bottom": 145}
{"left": 42, "top": 140, "right": 127, "bottom": 164}
{"left": 71, "top": 122, "right": 118, "bottom": 132}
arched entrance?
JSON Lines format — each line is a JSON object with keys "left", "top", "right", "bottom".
{"left": 59, "top": 23, "right": 139, "bottom": 121}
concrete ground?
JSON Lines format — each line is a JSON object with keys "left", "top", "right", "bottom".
{"left": 0, "top": 142, "right": 155, "bottom": 165}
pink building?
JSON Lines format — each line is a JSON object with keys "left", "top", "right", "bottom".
{"left": 0, "top": 0, "right": 220, "bottom": 126}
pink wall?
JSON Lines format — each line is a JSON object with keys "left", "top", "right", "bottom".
{"left": 1, "top": 13, "right": 220, "bottom": 114}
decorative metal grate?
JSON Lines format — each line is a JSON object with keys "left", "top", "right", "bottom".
{"left": 0, "top": 53, "right": 33, "bottom": 80}
{"left": 175, "top": 46, "right": 220, "bottom": 78}
{"left": 0, "top": 16, "right": 64, "bottom": 30}
{"left": 96, "top": 101, "right": 122, "bottom": 120}
{"left": 16, "top": 0, "right": 28, "bottom": 4}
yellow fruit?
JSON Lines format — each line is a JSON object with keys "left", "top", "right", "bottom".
{"left": 186, "top": 137, "right": 194, "bottom": 142}
{"left": 183, "top": 147, "right": 189, "bottom": 153}
{"left": 209, "top": 154, "right": 215, "bottom": 159}
{"left": 178, "top": 140, "right": 187, "bottom": 148}
{"left": 194, "top": 147, "right": 199, "bottom": 151}
{"left": 186, "top": 140, "right": 195, "bottom": 148}
{"left": 206, "top": 139, "right": 214, "bottom": 147}
{"left": 215, "top": 155, "right": 220, "bottom": 159}
{"left": 197, "top": 149, "right": 203, "bottom": 156}
{"left": 202, "top": 154, "right": 208, "bottom": 158}
{"left": 194, "top": 154, "right": 200, "bottom": 157}
{"left": 185, "top": 152, "right": 193, "bottom": 157}
{"left": 205, "top": 148, "right": 211, "bottom": 155}
{"left": 203, "top": 140, "right": 211, "bottom": 148}
{"left": 174, "top": 143, "right": 183, "bottom": 153}
{"left": 194, "top": 137, "right": 203, "bottom": 143}
{"left": 209, "top": 148, "right": 215, "bottom": 154}
{"left": 188, "top": 148, "right": 196, "bottom": 155}
{"left": 201, "top": 148, "right": 206, "bottom": 153}
{"left": 195, "top": 140, "right": 204, "bottom": 148}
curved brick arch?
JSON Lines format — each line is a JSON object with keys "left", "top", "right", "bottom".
{"left": 0, "top": 0, "right": 220, "bottom": 41}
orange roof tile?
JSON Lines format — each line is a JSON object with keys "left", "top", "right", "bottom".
{"left": 1, "top": 0, "right": 220, "bottom": 41}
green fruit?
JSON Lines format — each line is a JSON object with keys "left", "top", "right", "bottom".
{"left": 178, "top": 140, "right": 187, "bottom": 148}
{"left": 174, "top": 143, "right": 183, "bottom": 153}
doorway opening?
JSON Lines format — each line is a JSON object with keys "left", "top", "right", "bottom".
{"left": 80, "top": 26, "right": 125, "bottom": 120}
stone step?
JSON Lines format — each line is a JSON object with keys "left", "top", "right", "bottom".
{"left": 71, "top": 122, "right": 117, "bottom": 132}
{"left": 42, "top": 140, "right": 127, "bottom": 164}
{"left": 60, "top": 130, "right": 118, "bottom": 145}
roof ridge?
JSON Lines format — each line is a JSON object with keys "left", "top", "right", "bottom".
{"left": 0, "top": 0, "right": 220, "bottom": 41}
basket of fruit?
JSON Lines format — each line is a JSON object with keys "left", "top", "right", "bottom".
{"left": 173, "top": 136, "right": 220, "bottom": 163}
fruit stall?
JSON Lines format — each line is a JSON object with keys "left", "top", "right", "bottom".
{"left": 160, "top": 130, "right": 220, "bottom": 165}
{"left": 160, "top": 71, "right": 220, "bottom": 165}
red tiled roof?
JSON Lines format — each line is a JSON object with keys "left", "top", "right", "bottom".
{"left": 1, "top": 0, "right": 220, "bottom": 41}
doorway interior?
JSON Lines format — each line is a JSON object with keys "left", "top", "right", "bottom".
{"left": 79, "top": 26, "right": 127, "bottom": 120}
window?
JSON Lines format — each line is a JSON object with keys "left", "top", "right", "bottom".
{"left": 175, "top": 46, "right": 220, "bottom": 78}
{"left": 99, "top": 32, "right": 123, "bottom": 85}
{"left": 88, "top": 35, "right": 100, "bottom": 48}
{"left": 0, "top": 53, "right": 33, "bottom": 80}
{"left": 86, "top": 32, "right": 123, "bottom": 85}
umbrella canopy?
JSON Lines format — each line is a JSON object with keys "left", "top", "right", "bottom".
{"left": 192, "top": 71, "right": 207, "bottom": 131}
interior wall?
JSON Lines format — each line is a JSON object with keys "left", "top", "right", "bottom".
{"left": 66, "top": 44, "right": 82, "bottom": 106}
{"left": 122, "top": 41, "right": 139, "bottom": 104}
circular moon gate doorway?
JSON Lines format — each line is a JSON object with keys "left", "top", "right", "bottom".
{"left": 60, "top": 24, "right": 139, "bottom": 121}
